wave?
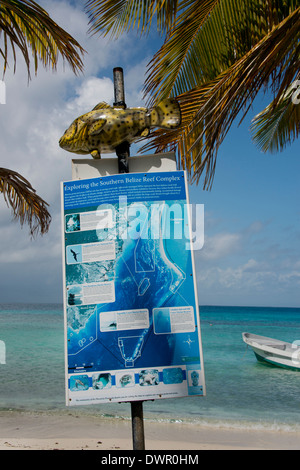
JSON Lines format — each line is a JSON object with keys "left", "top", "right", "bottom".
{"left": 2, "top": 405, "right": 300, "bottom": 434}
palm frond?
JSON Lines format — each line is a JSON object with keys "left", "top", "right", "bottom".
{"left": 84, "top": 0, "right": 300, "bottom": 190}
{"left": 85, "top": 0, "right": 178, "bottom": 37}
{"left": 251, "top": 78, "right": 300, "bottom": 153}
{"left": 0, "top": 0, "right": 85, "bottom": 78}
{"left": 144, "top": 0, "right": 222, "bottom": 102}
{"left": 144, "top": 0, "right": 300, "bottom": 104}
{"left": 0, "top": 167, "right": 51, "bottom": 237}
{"left": 142, "top": 7, "right": 300, "bottom": 188}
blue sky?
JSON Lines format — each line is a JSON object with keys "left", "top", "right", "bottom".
{"left": 191, "top": 105, "right": 300, "bottom": 307}
{"left": 0, "top": 0, "right": 299, "bottom": 307}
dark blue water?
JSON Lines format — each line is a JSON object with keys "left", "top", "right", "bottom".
{"left": 0, "top": 303, "right": 300, "bottom": 431}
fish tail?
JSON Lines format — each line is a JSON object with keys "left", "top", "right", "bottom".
{"left": 150, "top": 98, "right": 181, "bottom": 129}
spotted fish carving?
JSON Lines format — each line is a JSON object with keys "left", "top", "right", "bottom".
{"left": 59, "top": 99, "right": 181, "bottom": 158}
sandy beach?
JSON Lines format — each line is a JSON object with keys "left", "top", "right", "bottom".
{"left": 0, "top": 410, "right": 300, "bottom": 450}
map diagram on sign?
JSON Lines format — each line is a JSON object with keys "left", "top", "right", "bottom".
{"left": 66, "top": 200, "right": 190, "bottom": 368}
{"left": 62, "top": 171, "right": 205, "bottom": 405}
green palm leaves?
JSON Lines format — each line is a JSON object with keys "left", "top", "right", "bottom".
{"left": 0, "top": 168, "right": 51, "bottom": 236}
{"left": 86, "top": 0, "right": 178, "bottom": 37}
{"left": 251, "top": 76, "right": 300, "bottom": 154}
{"left": 146, "top": 4, "right": 300, "bottom": 187}
{"left": 86, "top": 0, "right": 300, "bottom": 188}
{"left": 0, "top": 0, "right": 85, "bottom": 78}
{"left": 0, "top": 1, "right": 85, "bottom": 236}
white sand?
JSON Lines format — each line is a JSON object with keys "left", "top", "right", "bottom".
{"left": 0, "top": 410, "right": 300, "bottom": 450}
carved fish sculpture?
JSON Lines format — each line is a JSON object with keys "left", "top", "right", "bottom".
{"left": 59, "top": 98, "right": 181, "bottom": 158}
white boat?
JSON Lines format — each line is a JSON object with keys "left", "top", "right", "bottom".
{"left": 242, "top": 332, "right": 300, "bottom": 371}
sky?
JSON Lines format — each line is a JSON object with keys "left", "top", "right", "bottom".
{"left": 0, "top": 0, "right": 299, "bottom": 308}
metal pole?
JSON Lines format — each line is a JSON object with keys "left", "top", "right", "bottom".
{"left": 113, "top": 67, "right": 126, "bottom": 108}
{"left": 113, "top": 68, "right": 145, "bottom": 450}
{"left": 113, "top": 67, "right": 129, "bottom": 174}
{"left": 131, "top": 401, "right": 145, "bottom": 450}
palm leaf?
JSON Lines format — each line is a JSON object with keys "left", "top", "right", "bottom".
{"left": 0, "top": 167, "right": 51, "bottom": 236}
{"left": 251, "top": 77, "right": 300, "bottom": 153}
{"left": 0, "top": 0, "right": 85, "bottom": 78}
{"left": 85, "top": 0, "right": 178, "bottom": 37}
{"left": 86, "top": 1, "right": 300, "bottom": 189}
{"left": 142, "top": 7, "right": 300, "bottom": 188}
{"left": 144, "top": 0, "right": 300, "bottom": 103}
{"left": 144, "top": 0, "right": 223, "bottom": 102}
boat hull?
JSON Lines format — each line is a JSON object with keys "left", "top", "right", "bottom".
{"left": 242, "top": 332, "right": 300, "bottom": 371}
{"left": 253, "top": 350, "right": 300, "bottom": 371}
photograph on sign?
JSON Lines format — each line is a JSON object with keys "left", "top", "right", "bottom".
{"left": 61, "top": 171, "right": 205, "bottom": 405}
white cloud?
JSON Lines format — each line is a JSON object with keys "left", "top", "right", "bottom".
{"left": 1, "top": 1, "right": 151, "bottom": 189}
{"left": 194, "top": 213, "right": 300, "bottom": 306}
{"left": 218, "top": 259, "right": 271, "bottom": 289}
{"left": 278, "top": 271, "right": 300, "bottom": 286}
{"left": 67, "top": 76, "right": 114, "bottom": 112}
{"left": 197, "top": 253, "right": 300, "bottom": 306}
{"left": 200, "top": 232, "right": 241, "bottom": 260}
{"left": 0, "top": 0, "right": 159, "bottom": 303}
{"left": 1, "top": 0, "right": 298, "bottom": 307}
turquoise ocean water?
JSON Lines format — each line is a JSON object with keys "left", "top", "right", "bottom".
{"left": 0, "top": 303, "right": 300, "bottom": 431}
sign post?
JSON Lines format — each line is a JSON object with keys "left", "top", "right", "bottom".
{"left": 113, "top": 67, "right": 145, "bottom": 450}
{"left": 113, "top": 67, "right": 130, "bottom": 175}
{"left": 131, "top": 400, "right": 145, "bottom": 450}
{"left": 61, "top": 69, "right": 205, "bottom": 452}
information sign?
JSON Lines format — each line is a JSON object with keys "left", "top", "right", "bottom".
{"left": 62, "top": 171, "right": 205, "bottom": 405}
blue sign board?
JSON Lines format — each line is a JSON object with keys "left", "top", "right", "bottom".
{"left": 62, "top": 171, "right": 205, "bottom": 405}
